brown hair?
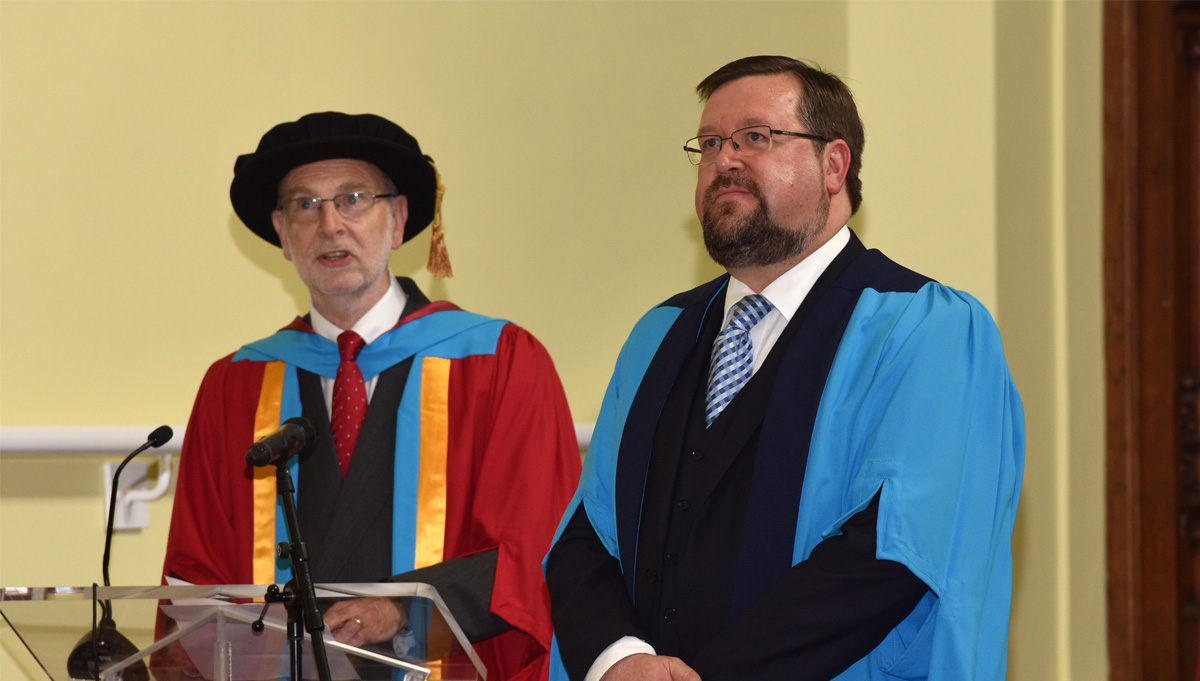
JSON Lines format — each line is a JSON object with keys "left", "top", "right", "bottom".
{"left": 697, "top": 56, "right": 865, "bottom": 215}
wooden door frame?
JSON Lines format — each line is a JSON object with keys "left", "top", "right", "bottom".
{"left": 1105, "top": 1, "right": 1199, "bottom": 679}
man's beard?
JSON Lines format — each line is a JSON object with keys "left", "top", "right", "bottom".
{"left": 701, "top": 175, "right": 828, "bottom": 270}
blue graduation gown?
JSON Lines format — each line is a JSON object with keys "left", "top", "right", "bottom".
{"left": 548, "top": 236, "right": 1024, "bottom": 680}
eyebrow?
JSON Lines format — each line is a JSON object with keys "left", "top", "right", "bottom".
{"left": 696, "top": 118, "right": 773, "bottom": 136}
{"left": 280, "top": 181, "right": 375, "bottom": 199}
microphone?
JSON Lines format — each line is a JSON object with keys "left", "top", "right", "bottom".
{"left": 68, "top": 426, "right": 173, "bottom": 680}
{"left": 103, "top": 426, "right": 173, "bottom": 588}
{"left": 245, "top": 417, "right": 315, "bottom": 467}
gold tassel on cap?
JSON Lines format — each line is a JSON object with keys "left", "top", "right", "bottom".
{"left": 426, "top": 159, "right": 453, "bottom": 279}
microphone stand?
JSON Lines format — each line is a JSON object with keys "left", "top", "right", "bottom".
{"left": 66, "top": 426, "right": 171, "bottom": 681}
{"left": 271, "top": 462, "right": 332, "bottom": 681}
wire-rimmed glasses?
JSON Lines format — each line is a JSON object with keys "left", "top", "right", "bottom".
{"left": 279, "top": 191, "right": 398, "bottom": 223}
{"left": 684, "top": 125, "right": 831, "bottom": 165}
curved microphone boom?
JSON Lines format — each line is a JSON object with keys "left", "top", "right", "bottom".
{"left": 245, "top": 417, "right": 315, "bottom": 467}
{"left": 103, "top": 425, "right": 173, "bottom": 588}
{"left": 68, "top": 425, "right": 173, "bottom": 681}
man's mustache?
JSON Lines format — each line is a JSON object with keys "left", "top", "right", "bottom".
{"left": 704, "top": 174, "right": 763, "bottom": 206}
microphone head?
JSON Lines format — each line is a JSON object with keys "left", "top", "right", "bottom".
{"left": 244, "top": 442, "right": 271, "bottom": 467}
{"left": 146, "top": 425, "right": 173, "bottom": 448}
{"left": 244, "top": 416, "right": 316, "bottom": 467}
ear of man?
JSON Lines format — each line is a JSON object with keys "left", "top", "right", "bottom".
{"left": 822, "top": 139, "right": 852, "bottom": 198}
{"left": 389, "top": 194, "right": 410, "bottom": 249}
{"left": 271, "top": 210, "right": 293, "bottom": 262}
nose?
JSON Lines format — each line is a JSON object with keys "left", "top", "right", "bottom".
{"left": 316, "top": 200, "right": 343, "bottom": 235}
{"left": 714, "top": 138, "right": 745, "bottom": 172}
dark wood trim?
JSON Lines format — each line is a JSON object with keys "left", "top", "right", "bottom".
{"left": 1104, "top": 4, "right": 1142, "bottom": 676}
{"left": 1105, "top": 1, "right": 1199, "bottom": 679}
{"left": 1178, "top": 11, "right": 1200, "bottom": 680}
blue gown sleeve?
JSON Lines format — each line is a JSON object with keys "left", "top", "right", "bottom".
{"left": 799, "top": 283, "right": 1024, "bottom": 680}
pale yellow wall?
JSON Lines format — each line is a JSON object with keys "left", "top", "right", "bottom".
{"left": 0, "top": 1, "right": 1104, "bottom": 680}
{"left": 847, "top": 1, "right": 998, "bottom": 306}
{"left": 1060, "top": 1, "right": 1106, "bottom": 673}
{"left": 992, "top": 1, "right": 1106, "bottom": 679}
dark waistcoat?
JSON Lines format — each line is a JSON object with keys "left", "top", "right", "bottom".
{"left": 295, "top": 359, "right": 414, "bottom": 583}
{"left": 629, "top": 236, "right": 873, "bottom": 659}
{"left": 633, "top": 290, "right": 811, "bottom": 661}
{"left": 293, "top": 282, "right": 430, "bottom": 583}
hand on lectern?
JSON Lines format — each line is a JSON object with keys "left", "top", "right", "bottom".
{"left": 324, "top": 597, "right": 409, "bottom": 647}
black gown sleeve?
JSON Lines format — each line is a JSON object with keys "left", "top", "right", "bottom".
{"left": 547, "top": 493, "right": 927, "bottom": 681}
{"left": 690, "top": 492, "right": 929, "bottom": 681}
{"left": 387, "top": 548, "right": 511, "bottom": 643}
{"left": 546, "top": 503, "right": 648, "bottom": 681}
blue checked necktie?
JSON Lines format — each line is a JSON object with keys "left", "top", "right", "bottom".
{"left": 704, "top": 294, "right": 775, "bottom": 426}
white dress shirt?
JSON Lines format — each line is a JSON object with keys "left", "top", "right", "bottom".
{"left": 719, "top": 225, "right": 850, "bottom": 376}
{"left": 308, "top": 272, "right": 408, "bottom": 417}
{"left": 583, "top": 226, "right": 851, "bottom": 681}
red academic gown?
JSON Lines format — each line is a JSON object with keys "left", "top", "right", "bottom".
{"left": 163, "top": 291, "right": 581, "bottom": 681}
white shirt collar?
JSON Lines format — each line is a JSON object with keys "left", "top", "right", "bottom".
{"left": 309, "top": 272, "right": 408, "bottom": 344}
{"left": 723, "top": 225, "right": 850, "bottom": 322}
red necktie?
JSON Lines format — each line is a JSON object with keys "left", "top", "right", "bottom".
{"left": 331, "top": 331, "right": 367, "bottom": 477}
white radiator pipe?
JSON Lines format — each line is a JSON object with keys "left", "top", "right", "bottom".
{"left": 0, "top": 423, "right": 594, "bottom": 455}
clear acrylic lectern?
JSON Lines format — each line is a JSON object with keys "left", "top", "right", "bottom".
{"left": 1, "top": 583, "right": 485, "bottom": 681}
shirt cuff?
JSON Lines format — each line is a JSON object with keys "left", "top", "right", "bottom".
{"left": 583, "top": 636, "right": 657, "bottom": 681}
{"left": 391, "top": 627, "right": 415, "bottom": 659}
